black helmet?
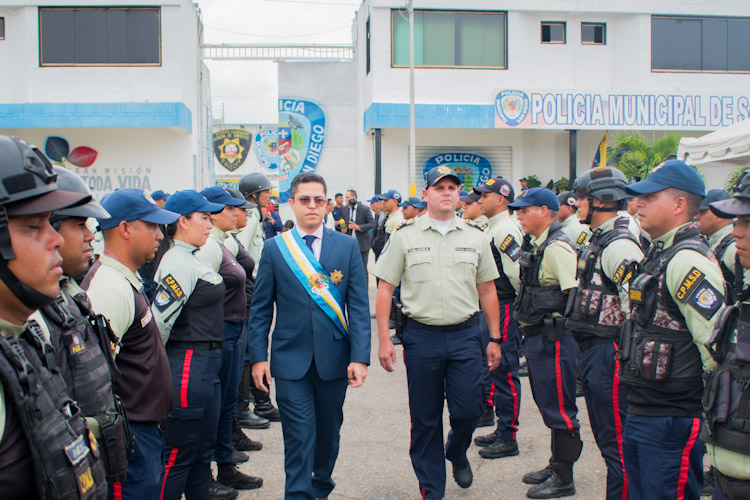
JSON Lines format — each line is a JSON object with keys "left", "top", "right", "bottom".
{"left": 226, "top": 188, "right": 257, "bottom": 209}
{"left": 49, "top": 167, "right": 110, "bottom": 228}
{"left": 238, "top": 172, "right": 274, "bottom": 198}
{"left": 573, "top": 167, "right": 630, "bottom": 224}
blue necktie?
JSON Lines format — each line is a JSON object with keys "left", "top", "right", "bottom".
{"left": 303, "top": 234, "right": 316, "bottom": 251}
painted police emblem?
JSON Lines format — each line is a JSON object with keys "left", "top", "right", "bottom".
{"left": 213, "top": 129, "right": 252, "bottom": 172}
{"left": 308, "top": 272, "right": 330, "bottom": 295}
{"left": 495, "top": 90, "right": 530, "bottom": 127}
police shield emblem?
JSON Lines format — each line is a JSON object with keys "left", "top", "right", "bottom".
{"left": 213, "top": 129, "right": 252, "bottom": 172}
{"left": 495, "top": 90, "right": 530, "bottom": 127}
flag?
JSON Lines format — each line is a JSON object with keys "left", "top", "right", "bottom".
{"left": 592, "top": 132, "right": 607, "bottom": 168}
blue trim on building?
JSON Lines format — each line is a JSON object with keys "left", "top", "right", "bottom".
{"left": 0, "top": 102, "right": 192, "bottom": 132}
{"left": 364, "top": 102, "right": 495, "bottom": 131}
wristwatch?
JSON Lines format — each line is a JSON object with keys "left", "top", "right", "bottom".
{"left": 489, "top": 338, "right": 502, "bottom": 344}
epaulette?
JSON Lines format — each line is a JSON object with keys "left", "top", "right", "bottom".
{"left": 394, "top": 218, "right": 416, "bottom": 231}
{"left": 465, "top": 219, "right": 487, "bottom": 231}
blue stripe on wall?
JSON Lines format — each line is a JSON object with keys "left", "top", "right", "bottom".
{"left": 0, "top": 102, "right": 192, "bottom": 132}
{"left": 364, "top": 102, "right": 495, "bottom": 131}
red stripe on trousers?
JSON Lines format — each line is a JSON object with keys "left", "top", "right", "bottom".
{"left": 502, "top": 304, "right": 510, "bottom": 342}
{"left": 180, "top": 349, "right": 193, "bottom": 408}
{"left": 507, "top": 371, "right": 519, "bottom": 439}
{"left": 113, "top": 482, "right": 122, "bottom": 500}
{"left": 554, "top": 339, "right": 574, "bottom": 432}
{"left": 160, "top": 448, "right": 179, "bottom": 500}
{"left": 676, "top": 418, "right": 700, "bottom": 500}
{"left": 612, "top": 342, "right": 628, "bottom": 500}
{"left": 488, "top": 382, "right": 496, "bottom": 407}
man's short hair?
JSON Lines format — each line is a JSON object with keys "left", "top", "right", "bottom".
{"left": 347, "top": 189, "right": 358, "bottom": 198}
{"left": 290, "top": 173, "right": 327, "bottom": 198}
{"left": 548, "top": 209, "right": 558, "bottom": 219}
{"left": 335, "top": 192, "right": 343, "bottom": 198}
{"left": 668, "top": 188, "right": 702, "bottom": 219}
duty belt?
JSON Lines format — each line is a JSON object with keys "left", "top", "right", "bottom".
{"left": 167, "top": 340, "right": 223, "bottom": 352}
{"left": 520, "top": 323, "right": 545, "bottom": 338}
{"left": 577, "top": 337, "right": 616, "bottom": 353}
{"left": 405, "top": 313, "right": 479, "bottom": 332}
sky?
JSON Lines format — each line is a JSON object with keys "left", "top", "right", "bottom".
{"left": 198, "top": 0, "right": 362, "bottom": 124}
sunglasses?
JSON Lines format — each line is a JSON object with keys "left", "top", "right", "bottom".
{"left": 294, "top": 196, "right": 327, "bottom": 208}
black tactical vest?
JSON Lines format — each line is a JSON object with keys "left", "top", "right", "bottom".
{"left": 713, "top": 232, "right": 744, "bottom": 304}
{"left": 514, "top": 220, "right": 575, "bottom": 325}
{"left": 567, "top": 218, "right": 641, "bottom": 339}
{"left": 0, "top": 323, "right": 107, "bottom": 499}
{"left": 490, "top": 236, "right": 518, "bottom": 304}
{"left": 619, "top": 227, "right": 709, "bottom": 395}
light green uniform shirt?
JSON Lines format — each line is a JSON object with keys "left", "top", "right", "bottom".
{"left": 236, "top": 208, "right": 265, "bottom": 278}
{"left": 561, "top": 214, "right": 592, "bottom": 248}
{"left": 384, "top": 210, "right": 404, "bottom": 235}
{"left": 374, "top": 215, "right": 499, "bottom": 326}
{"left": 472, "top": 215, "right": 489, "bottom": 227}
{"left": 707, "top": 224, "right": 750, "bottom": 291}
{"left": 486, "top": 211, "right": 523, "bottom": 295}
{"left": 0, "top": 319, "right": 27, "bottom": 443}
{"left": 592, "top": 217, "right": 645, "bottom": 312}
{"left": 196, "top": 227, "right": 229, "bottom": 273}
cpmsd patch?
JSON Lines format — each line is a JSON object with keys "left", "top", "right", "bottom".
{"left": 577, "top": 232, "right": 590, "bottom": 246}
{"left": 676, "top": 267, "right": 705, "bottom": 303}
{"left": 688, "top": 281, "right": 723, "bottom": 319}
{"left": 499, "top": 235, "right": 521, "bottom": 262}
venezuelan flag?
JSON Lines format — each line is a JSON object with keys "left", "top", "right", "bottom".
{"left": 592, "top": 132, "right": 607, "bottom": 168}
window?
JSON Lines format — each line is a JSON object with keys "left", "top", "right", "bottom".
{"left": 391, "top": 10, "right": 506, "bottom": 69}
{"left": 39, "top": 7, "right": 161, "bottom": 66}
{"left": 541, "top": 22, "right": 566, "bottom": 44}
{"left": 581, "top": 23, "right": 605, "bottom": 45}
{"left": 0, "top": 17, "right": 4, "bottom": 40}
{"left": 652, "top": 16, "right": 750, "bottom": 72}
{"left": 366, "top": 17, "right": 371, "bottom": 74}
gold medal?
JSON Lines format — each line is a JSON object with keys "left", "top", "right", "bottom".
{"left": 330, "top": 269, "right": 343, "bottom": 285}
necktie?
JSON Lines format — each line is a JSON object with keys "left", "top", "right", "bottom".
{"left": 303, "top": 234, "right": 316, "bottom": 251}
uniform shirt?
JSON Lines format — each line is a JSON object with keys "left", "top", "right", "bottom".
{"left": 373, "top": 215, "right": 499, "bottom": 326}
{"left": 236, "top": 208, "right": 265, "bottom": 278}
{"left": 0, "top": 319, "right": 26, "bottom": 443}
{"left": 384, "top": 210, "right": 404, "bottom": 235}
{"left": 707, "top": 224, "right": 750, "bottom": 289}
{"left": 561, "top": 214, "right": 592, "bottom": 249}
{"left": 197, "top": 227, "right": 232, "bottom": 272}
{"left": 486, "top": 211, "right": 523, "bottom": 295}
{"left": 471, "top": 215, "right": 489, "bottom": 227}
{"left": 593, "top": 216, "right": 645, "bottom": 312}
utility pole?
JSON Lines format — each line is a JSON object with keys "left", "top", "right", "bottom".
{"left": 408, "top": 0, "right": 416, "bottom": 197}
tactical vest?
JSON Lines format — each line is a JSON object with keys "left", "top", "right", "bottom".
{"left": 567, "top": 218, "right": 641, "bottom": 339}
{"left": 491, "top": 240, "right": 517, "bottom": 304}
{"left": 0, "top": 323, "right": 107, "bottom": 499}
{"left": 618, "top": 227, "right": 708, "bottom": 395}
{"left": 514, "top": 220, "right": 574, "bottom": 325}
{"left": 714, "top": 232, "right": 744, "bottom": 304}
{"left": 41, "top": 287, "right": 133, "bottom": 482}
{"left": 701, "top": 302, "right": 750, "bottom": 456}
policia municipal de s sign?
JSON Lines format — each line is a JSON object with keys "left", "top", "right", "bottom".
{"left": 0, "top": 136, "right": 107, "bottom": 499}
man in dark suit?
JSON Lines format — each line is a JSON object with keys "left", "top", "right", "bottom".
{"left": 342, "top": 189, "right": 375, "bottom": 272}
{"left": 248, "top": 172, "right": 371, "bottom": 500}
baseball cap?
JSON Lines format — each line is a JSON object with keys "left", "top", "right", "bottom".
{"left": 459, "top": 192, "right": 480, "bottom": 203}
{"left": 709, "top": 171, "right": 750, "bottom": 218}
{"left": 508, "top": 188, "right": 560, "bottom": 210}
{"left": 199, "top": 186, "right": 246, "bottom": 207}
{"left": 416, "top": 201, "right": 427, "bottom": 210}
{"left": 474, "top": 177, "right": 515, "bottom": 201}
{"left": 699, "top": 189, "right": 731, "bottom": 211}
{"left": 625, "top": 160, "right": 706, "bottom": 197}
{"left": 425, "top": 166, "right": 461, "bottom": 187}
{"left": 367, "top": 194, "right": 384, "bottom": 203}
{"left": 163, "top": 190, "right": 225, "bottom": 216}
{"left": 382, "top": 189, "right": 402, "bottom": 201}
{"left": 398, "top": 196, "right": 422, "bottom": 208}
{"left": 98, "top": 188, "right": 180, "bottom": 230}
{"left": 519, "top": 177, "right": 528, "bottom": 181}
{"left": 557, "top": 191, "right": 577, "bottom": 207}
{"left": 151, "top": 189, "right": 170, "bottom": 201}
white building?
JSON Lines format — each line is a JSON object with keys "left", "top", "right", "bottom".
{"left": 0, "top": 0, "right": 213, "bottom": 197}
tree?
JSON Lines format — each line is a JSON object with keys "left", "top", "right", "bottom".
{"left": 609, "top": 132, "right": 683, "bottom": 181}
{"left": 725, "top": 166, "right": 749, "bottom": 191}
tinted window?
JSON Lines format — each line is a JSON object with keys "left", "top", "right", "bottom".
{"left": 581, "top": 23, "right": 605, "bottom": 44}
{"left": 40, "top": 8, "right": 160, "bottom": 65}
{"left": 541, "top": 22, "right": 565, "bottom": 43}
{"left": 0, "top": 18, "right": 5, "bottom": 39}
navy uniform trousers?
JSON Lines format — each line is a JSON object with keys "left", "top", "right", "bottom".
{"left": 523, "top": 330, "right": 580, "bottom": 432}
{"left": 161, "top": 346, "right": 222, "bottom": 500}
{"left": 402, "top": 318, "right": 485, "bottom": 499}
{"left": 108, "top": 423, "right": 164, "bottom": 500}
{"left": 215, "top": 321, "right": 245, "bottom": 465}
{"left": 578, "top": 339, "right": 629, "bottom": 500}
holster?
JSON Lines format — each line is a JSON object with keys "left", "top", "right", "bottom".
{"left": 96, "top": 395, "right": 135, "bottom": 483}
{"left": 617, "top": 319, "right": 635, "bottom": 363}
{"left": 392, "top": 295, "right": 405, "bottom": 342}
{"left": 543, "top": 317, "right": 567, "bottom": 342}
{"left": 715, "top": 468, "right": 750, "bottom": 500}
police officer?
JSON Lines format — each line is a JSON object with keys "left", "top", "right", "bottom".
{"left": 701, "top": 173, "right": 750, "bottom": 500}
{"left": 237, "top": 172, "right": 274, "bottom": 279}
{"left": 566, "top": 167, "right": 644, "bottom": 500}
{"left": 84, "top": 188, "right": 179, "bottom": 499}
{"left": 398, "top": 196, "right": 422, "bottom": 221}
{"left": 619, "top": 160, "right": 725, "bottom": 499}
{"left": 370, "top": 194, "right": 388, "bottom": 260}
{"left": 460, "top": 191, "right": 488, "bottom": 227}
{"left": 382, "top": 189, "right": 404, "bottom": 239}
{"left": 29, "top": 167, "right": 137, "bottom": 486}
{"left": 374, "top": 166, "right": 502, "bottom": 500}
{"left": 557, "top": 190, "right": 592, "bottom": 249}
{"left": 0, "top": 136, "right": 107, "bottom": 499}
{"left": 471, "top": 177, "right": 524, "bottom": 458}
{"left": 696, "top": 189, "right": 746, "bottom": 304}
{"left": 509, "top": 187, "right": 583, "bottom": 499}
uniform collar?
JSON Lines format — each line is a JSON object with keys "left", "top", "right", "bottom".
{"left": 487, "top": 210, "right": 510, "bottom": 227}
{"left": 708, "top": 224, "right": 734, "bottom": 249}
{"left": 652, "top": 221, "right": 694, "bottom": 250}
{"left": 530, "top": 225, "right": 552, "bottom": 250}
{"left": 417, "top": 214, "right": 461, "bottom": 233}
{"left": 0, "top": 318, "right": 27, "bottom": 338}
{"left": 561, "top": 215, "right": 578, "bottom": 228}
{"left": 98, "top": 254, "right": 143, "bottom": 291}
{"left": 592, "top": 215, "right": 619, "bottom": 233}
{"left": 60, "top": 275, "right": 85, "bottom": 297}
{"left": 210, "top": 226, "right": 229, "bottom": 243}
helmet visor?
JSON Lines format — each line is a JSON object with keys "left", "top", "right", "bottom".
{"left": 6, "top": 189, "right": 90, "bottom": 216}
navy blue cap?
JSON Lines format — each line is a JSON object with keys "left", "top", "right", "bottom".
{"left": 416, "top": 201, "right": 427, "bottom": 210}
{"left": 699, "top": 189, "right": 731, "bottom": 211}
{"left": 459, "top": 192, "right": 480, "bottom": 203}
{"left": 367, "top": 194, "right": 384, "bottom": 203}
{"left": 508, "top": 188, "right": 560, "bottom": 210}
{"left": 557, "top": 191, "right": 577, "bottom": 207}
{"left": 98, "top": 188, "right": 179, "bottom": 230}
{"left": 425, "top": 166, "right": 461, "bottom": 187}
{"left": 199, "top": 186, "right": 246, "bottom": 207}
{"left": 459, "top": 190, "right": 469, "bottom": 197}
{"left": 163, "top": 190, "right": 225, "bottom": 216}
{"left": 473, "top": 177, "right": 515, "bottom": 201}
{"left": 625, "top": 160, "right": 706, "bottom": 197}
{"left": 382, "top": 189, "right": 402, "bottom": 201}
{"left": 151, "top": 189, "right": 170, "bottom": 201}
{"left": 398, "top": 196, "right": 422, "bottom": 208}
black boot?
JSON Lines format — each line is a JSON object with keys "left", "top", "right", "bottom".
{"left": 238, "top": 411, "right": 270, "bottom": 430}
{"left": 217, "top": 463, "right": 263, "bottom": 490}
{"left": 251, "top": 378, "right": 281, "bottom": 422}
{"left": 479, "top": 437, "right": 519, "bottom": 459}
{"left": 474, "top": 427, "right": 499, "bottom": 447}
{"left": 209, "top": 478, "right": 238, "bottom": 500}
{"left": 233, "top": 421, "right": 263, "bottom": 451}
{"left": 523, "top": 463, "right": 553, "bottom": 485}
{"left": 477, "top": 404, "right": 495, "bottom": 428}
{"left": 526, "top": 430, "right": 582, "bottom": 499}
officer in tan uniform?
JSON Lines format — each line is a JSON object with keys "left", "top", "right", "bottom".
{"left": 374, "top": 166, "right": 501, "bottom": 500}
{"left": 382, "top": 189, "right": 404, "bottom": 238}
{"left": 460, "top": 191, "right": 488, "bottom": 227}
{"left": 557, "top": 191, "right": 592, "bottom": 249}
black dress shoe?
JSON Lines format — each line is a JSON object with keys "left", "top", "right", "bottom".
{"left": 238, "top": 412, "right": 270, "bottom": 429}
{"left": 209, "top": 479, "right": 238, "bottom": 500}
{"left": 217, "top": 463, "right": 263, "bottom": 490}
{"left": 479, "top": 438, "right": 519, "bottom": 459}
{"left": 451, "top": 459, "right": 473, "bottom": 489}
{"left": 232, "top": 449, "right": 249, "bottom": 464}
{"left": 522, "top": 464, "right": 554, "bottom": 485}
{"left": 526, "top": 471, "right": 575, "bottom": 499}
{"left": 474, "top": 428, "right": 498, "bottom": 447}
{"left": 477, "top": 406, "right": 495, "bottom": 428}
{"left": 254, "top": 402, "right": 281, "bottom": 422}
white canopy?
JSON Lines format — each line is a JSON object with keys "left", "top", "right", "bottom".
{"left": 678, "top": 118, "right": 750, "bottom": 168}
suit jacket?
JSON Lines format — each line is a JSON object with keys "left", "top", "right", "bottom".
{"left": 248, "top": 228, "right": 371, "bottom": 381}
{"left": 342, "top": 202, "right": 375, "bottom": 252}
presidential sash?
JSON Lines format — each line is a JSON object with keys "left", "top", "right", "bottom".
{"left": 277, "top": 231, "right": 349, "bottom": 339}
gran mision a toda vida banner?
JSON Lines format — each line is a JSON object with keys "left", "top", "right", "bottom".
{"left": 494, "top": 89, "right": 750, "bottom": 130}
{"left": 277, "top": 99, "right": 326, "bottom": 202}
{"left": 423, "top": 153, "right": 492, "bottom": 192}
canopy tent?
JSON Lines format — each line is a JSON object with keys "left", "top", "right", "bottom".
{"left": 678, "top": 118, "right": 750, "bottom": 168}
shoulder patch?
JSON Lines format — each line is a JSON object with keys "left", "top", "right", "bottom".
{"left": 498, "top": 235, "right": 522, "bottom": 262}
{"left": 465, "top": 219, "right": 486, "bottom": 231}
{"left": 154, "top": 273, "right": 184, "bottom": 311}
{"left": 577, "top": 231, "right": 590, "bottom": 246}
{"left": 612, "top": 260, "right": 633, "bottom": 285}
{"left": 688, "top": 281, "right": 723, "bottom": 319}
{"left": 395, "top": 219, "right": 416, "bottom": 231}
{"left": 675, "top": 267, "right": 706, "bottom": 304}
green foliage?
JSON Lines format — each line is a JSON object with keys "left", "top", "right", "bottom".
{"left": 610, "top": 132, "right": 683, "bottom": 181}
{"left": 545, "top": 179, "right": 554, "bottom": 190}
{"left": 726, "top": 166, "right": 749, "bottom": 192}
{"left": 527, "top": 174, "right": 542, "bottom": 188}
{"left": 553, "top": 177, "right": 569, "bottom": 194}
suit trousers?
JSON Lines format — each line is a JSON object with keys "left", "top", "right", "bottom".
{"left": 402, "top": 319, "right": 484, "bottom": 499}
{"left": 275, "top": 361, "right": 349, "bottom": 500}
